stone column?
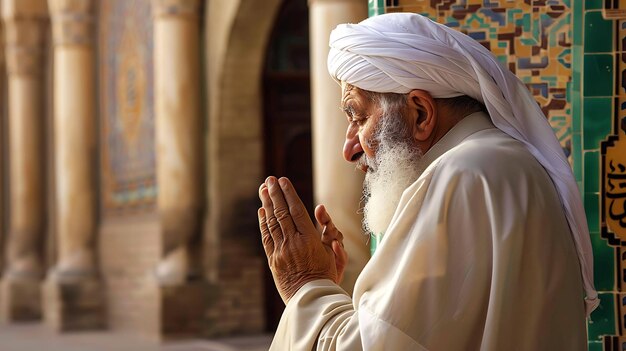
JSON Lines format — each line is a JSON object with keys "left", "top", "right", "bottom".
{"left": 152, "top": 0, "right": 202, "bottom": 286}
{"left": 42, "top": 0, "right": 103, "bottom": 331}
{"left": 152, "top": 0, "right": 207, "bottom": 336}
{"left": 0, "top": 14, "right": 5, "bottom": 278}
{"left": 0, "top": 0, "right": 48, "bottom": 322}
{"left": 309, "top": 0, "right": 368, "bottom": 294}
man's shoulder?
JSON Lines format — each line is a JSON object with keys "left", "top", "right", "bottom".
{"left": 438, "top": 128, "right": 539, "bottom": 175}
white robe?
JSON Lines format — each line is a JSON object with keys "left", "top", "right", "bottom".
{"left": 270, "top": 112, "right": 587, "bottom": 351}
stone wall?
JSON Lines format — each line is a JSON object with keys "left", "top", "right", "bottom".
{"left": 99, "top": 216, "right": 160, "bottom": 336}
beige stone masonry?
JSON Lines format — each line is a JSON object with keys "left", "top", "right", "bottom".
{"left": 0, "top": 0, "right": 47, "bottom": 321}
{"left": 152, "top": 0, "right": 203, "bottom": 286}
{"left": 44, "top": 0, "right": 104, "bottom": 331}
{"left": 0, "top": 278, "right": 41, "bottom": 322}
{"left": 0, "top": 15, "right": 5, "bottom": 277}
{"left": 1, "top": 0, "right": 47, "bottom": 284}
{"left": 47, "top": 0, "right": 96, "bottom": 282}
{"left": 153, "top": 0, "right": 200, "bottom": 18}
{"left": 48, "top": 0, "right": 93, "bottom": 46}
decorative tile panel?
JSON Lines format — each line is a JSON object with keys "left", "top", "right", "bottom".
{"left": 98, "top": 0, "right": 157, "bottom": 215}
{"left": 576, "top": 3, "right": 619, "bottom": 348}
{"left": 603, "top": 0, "right": 626, "bottom": 19}
{"left": 377, "top": 0, "right": 574, "bottom": 161}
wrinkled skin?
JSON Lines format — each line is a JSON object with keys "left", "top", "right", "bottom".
{"left": 258, "top": 176, "right": 348, "bottom": 303}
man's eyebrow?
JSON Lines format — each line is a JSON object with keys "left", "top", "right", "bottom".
{"left": 341, "top": 104, "right": 356, "bottom": 116}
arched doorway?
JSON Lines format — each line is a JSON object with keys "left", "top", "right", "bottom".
{"left": 262, "top": 0, "right": 312, "bottom": 330}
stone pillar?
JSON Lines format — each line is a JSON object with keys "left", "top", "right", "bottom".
{"left": 152, "top": 0, "right": 207, "bottom": 337}
{"left": 0, "top": 0, "right": 48, "bottom": 322}
{"left": 0, "top": 13, "right": 5, "bottom": 278}
{"left": 152, "top": 0, "right": 202, "bottom": 286}
{"left": 309, "top": 0, "right": 369, "bottom": 294}
{"left": 42, "top": 0, "right": 104, "bottom": 331}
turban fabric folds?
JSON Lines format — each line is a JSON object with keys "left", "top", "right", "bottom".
{"left": 328, "top": 13, "right": 599, "bottom": 316}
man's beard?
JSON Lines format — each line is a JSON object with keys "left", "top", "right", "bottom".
{"left": 359, "top": 113, "right": 424, "bottom": 237}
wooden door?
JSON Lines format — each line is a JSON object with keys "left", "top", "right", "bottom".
{"left": 262, "top": 0, "right": 311, "bottom": 331}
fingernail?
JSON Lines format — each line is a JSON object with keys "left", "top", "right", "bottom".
{"left": 278, "top": 178, "right": 287, "bottom": 188}
{"left": 267, "top": 177, "right": 276, "bottom": 186}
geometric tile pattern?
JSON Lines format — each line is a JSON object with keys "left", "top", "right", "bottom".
{"left": 595, "top": 11, "right": 626, "bottom": 351}
{"left": 571, "top": 0, "right": 622, "bottom": 348}
{"left": 603, "top": 0, "right": 626, "bottom": 19}
{"left": 98, "top": 0, "right": 157, "bottom": 215}
{"left": 376, "top": 0, "right": 575, "bottom": 162}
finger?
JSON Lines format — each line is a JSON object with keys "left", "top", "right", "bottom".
{"left": 316, "top": 205, "right": 341, "bottom": 244}
{"left": 258, "top": 207, "right": 274, "bottom": 257}
{"left": 315, "top": 204, "right": 331, "bottom": 226}
{"left": 278, "top": 177, "right": 317, "bottom": 235}
{"left": 266, "top": 176, "right": 298, "bottom": 237}
{"left": 321, "top": 223, "right": 338, "bottom": 246}
{"left": 316, "top": 205, "right": 335, "bottom": 237}
{"left": 258, "top": 182, "right": 267, "bottom": 198}
{"left": 260, "top": 181, "right": 283, "bottom": 243}
{"left": 332, "top": 240, "right": 348, "bottom": 264}
{"left": 332, "top": 240, "right": 348, "bottom": 283}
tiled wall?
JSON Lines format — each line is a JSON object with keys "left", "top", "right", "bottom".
{"left": 573, "top": 1, "right": 615, "bottom": 350}
{"left": 578, "top": 0, "right": 626, "bottom": 349}
{"left": 371, "top": 0, "right": 576, "bottom": 160}
{"left": 371, "top": 0, "right": 621, "bottom": 349}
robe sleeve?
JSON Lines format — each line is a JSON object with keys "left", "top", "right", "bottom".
{"left": 269, "top": 279, "right": 427, "bottom": 350}
{"left": 269, "top": 279, "right": 357, "bottom": 350}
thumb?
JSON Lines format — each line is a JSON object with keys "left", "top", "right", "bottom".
{"left": 315, "top": 204, "right": 331, "bottom": 227}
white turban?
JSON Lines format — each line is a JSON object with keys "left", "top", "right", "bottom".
{"left": 328, "top": 13, "right": 599, "bottom": 316}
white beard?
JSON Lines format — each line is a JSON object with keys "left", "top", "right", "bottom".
{"left": 360, "top": 116, "right": 424, "bottom": 236}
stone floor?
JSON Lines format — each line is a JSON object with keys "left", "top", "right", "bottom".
{"left": 0, "top": 324, "right": 273, "bottom": 351}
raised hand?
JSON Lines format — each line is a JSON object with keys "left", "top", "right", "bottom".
{"left": 258, "top": 176, "right": 337, "bottom": 304}
{"left": 315, "top": 205, "right": 348, "bottom": 285}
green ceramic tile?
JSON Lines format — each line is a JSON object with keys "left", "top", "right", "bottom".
{"left": 573, "top": 133, "right": 583, "bottom": 181}
{"left": 588, "top": 293, "right": 617, "bottom": 341}
{"left": 584, "top": 151, "right": 601, "bottom": 193}
{"left": 584, "top": 54, "right": 614, "bottom": 97}
{"left": 572, "top": 46, "right": 583, "bottom": 87}
{"left": 583, "top": 97, "right": 613, "bottom": 149}
{"left": 591, "top": 233, "right": 615, "bottom": 292}
{"left": 573, "top": 66, "right": 582, "bottom": 94}
{"left": 585, "top": 192, "right": 600, "bottom": 232}
{"left": 368, "top": 0, "right": 384, "bottom": 17}
{"left": 573, "top": 1, "right": 583, "bottom": 46}
{"left": 585, "top": 0, "right": 604, "bottom": 10}
{"left": 585, "top": 12, "right": 613, "bottom": 53}
{"left": 587, "top": 342, "right": 602, "bottom": 351}
{"left": 572, "top": 94, "right": 582, "bottom": 133}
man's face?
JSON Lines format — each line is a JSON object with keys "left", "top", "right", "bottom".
{"left": 340, "top": 83, "right": 425, "bottom": 235}
{"left": 341, "top": 82, "right": 384, "bottom": 172}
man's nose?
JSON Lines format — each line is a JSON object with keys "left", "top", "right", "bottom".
{"left": 343, "top": 132, "right": 364, "bottom": 162}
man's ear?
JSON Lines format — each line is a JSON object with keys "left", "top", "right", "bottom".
{"left": 407, "top": 89, "right": 437, "bottom": 142}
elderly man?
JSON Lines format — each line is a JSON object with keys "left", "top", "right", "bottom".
{"left": 258, "top": 13, "right": 597, "bottom": 350}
